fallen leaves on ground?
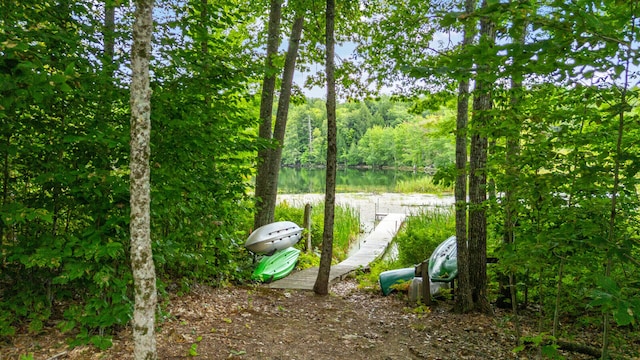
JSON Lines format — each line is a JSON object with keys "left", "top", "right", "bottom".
{"left": 1, "top": 279, "right": 630, "bottom": 360}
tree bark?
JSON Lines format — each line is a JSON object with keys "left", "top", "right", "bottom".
{"left": 314, "top": 0, "right": 336, "bottom": 295}
{"left": 454, "top": 0, "right": 476, "bottom": 314}
{"left": 253, "top": 0, "right": 283, "bottom": 230}
{"left": 104, "top": 1, "right": 115, "bottom": 72}
{"left": 497, "top": 15, "right": 527, "bottom": 309}
{"left": 468, "top": 0, "right": 494, "bottom": 315}
{"left": 129, "top": 0, "right": 157, "bottom": 358}
{"left": 260, "top": 14, "right": 305, "bottom": 227}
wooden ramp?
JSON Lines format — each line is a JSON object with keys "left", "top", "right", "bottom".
{"left": 269, "top": 213, "right": 406, "bottom": 290}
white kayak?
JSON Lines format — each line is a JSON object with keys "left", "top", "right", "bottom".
{"left": 245, "top": 221, "right": 303, "bottom": 255}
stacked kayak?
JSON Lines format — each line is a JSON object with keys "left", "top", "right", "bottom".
{"left": 428, "top": 235, "right": 457, "bottom": 282}
{"left": 245, "top": 221, "right": 303, "bottom": 283}
{"left": 379, "top": 235, "right": 458, "bottom": 295}
{"left": 251, "top": 247, "right": 300, "bottom": 282}
{"left": 245, "top": 221, "right": 303, "bottom": 255}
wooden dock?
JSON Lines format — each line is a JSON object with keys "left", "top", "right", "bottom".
{"left": 269, "top": 213, "right": 406, "bottom": 290}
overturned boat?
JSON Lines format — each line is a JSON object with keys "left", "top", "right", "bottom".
{"left": 379, "top": 267, "right": 415, "bottom": 296}
{"left": 428, "top": 235, "right": 457, "bottom": 283}
{"left": 245, "top": 221, "right": 304, "bottom": 255}
{"left": 251, "top": 247, "right": 300, "bottom": 283}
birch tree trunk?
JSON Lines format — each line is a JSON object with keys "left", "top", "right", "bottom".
{"left": 314, "top": 0, "right": 336, "bottom": 296}
{"left": 129, "top": 0, "right": 157, "bottom": 358}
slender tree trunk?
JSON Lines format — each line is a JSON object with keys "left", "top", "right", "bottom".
{"left": 552, "top": 258, "right": 565, "bottom": 341}
{"left": 129, "top": 0, "right": 156, "bottom": 358}
{"left": 104, "top": 2, "right": 115, "bottom": 69}
{"left": 454, "top": 0, "right": 476, "bottom": 314}
{"left": 498, "top": 18, "right": 527, "bottom": 309}
{"left": 253, "top": 0, "right": 283, "bottom": 230}
{"left": 602, "top": 7, "right": 634, "bottom": 355}
{"left": 200, "top": 0, "right": 211, "bottom": 106}
{"left": 468, "top": 0, "right": 494, "bottom": 314}
{"left": 1, "top": 134, "right": 10, "bottom": 263}
{"left": 314, "top": 0, "right": 336, "bottom": 295}
{"left": 262, "top": 14, "right": 305, "bottom": 221}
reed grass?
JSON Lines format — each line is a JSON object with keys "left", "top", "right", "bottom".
{"left": 274, "top": 201, "right": 361, "bottom": 265}
{"left": 394, "top": 176, "right": 453, "bottom": 194}
{"left": 394, "top": 207, "right": 455, "bottom": 267}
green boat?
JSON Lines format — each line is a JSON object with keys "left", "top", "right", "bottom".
{"left": 379, "top": 267, "right": 415, "bottom": 296}
{"left": 428, "top": 235, "right": 457, "bottom": 282}
{"left": 251, "top": 247, "right": 300, "bottom": 282}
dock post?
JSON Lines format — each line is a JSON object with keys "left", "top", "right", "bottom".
{"left": 303, "top": 203, "right": 312, "bottom": 253}
{"left": 421, "top": 259, "right": 432, "bottom": 306}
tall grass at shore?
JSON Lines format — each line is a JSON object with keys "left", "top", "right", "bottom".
{"left": 394, "top": 176, "right": 453, "bottom": 194}
{"left": 274, "top": 201, "right": 361, "bottom": 266}
{"left": 394, "top": 207, "right": 455, "bottom": 266}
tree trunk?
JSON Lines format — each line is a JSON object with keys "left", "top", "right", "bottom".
{"left": 602, "top": 8, "right": 634, "bottom": 355}
{"left": 253, "top": 0, "right": 283, "bottom": 230}
{"left": 104, "top": 1, "right": 115, "bottom": 73}
{"left": 468, "top": 0, "right": 494, "bottom": 315}
{"left": 129, "top": 0, "right": 157, "bottom": 358}
{"left": 454, "top": 0, "right": 476, "bottom": 314}
{"left": 261, "top": 14, "right": 305, "bottom": 225}
{"left": 314, "top": 0, "right": 336, "bottom": 296}
{"left": 497, "top": 19, "right": 527, "bottom": 310}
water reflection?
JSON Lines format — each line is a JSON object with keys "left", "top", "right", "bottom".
{"left": 277, "top": 167, "right": 430, "bottom": 194}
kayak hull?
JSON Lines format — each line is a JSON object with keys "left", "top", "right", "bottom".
{"left": 251, "top": 247, "right": 300, "bottom": 282}
{"left": 245, "top": 221, "right": 303, "bottom": 255}
{"left": 379, "top": 267, "right": 415, "bottom": 296}
{"left": 428, "top": 235, "right": 457, "bottom": 282}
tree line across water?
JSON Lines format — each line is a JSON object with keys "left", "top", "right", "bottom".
{"left": 281, "top": 97, "right": 455, "bottom": 169}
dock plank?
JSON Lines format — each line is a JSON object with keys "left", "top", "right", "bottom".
{"left": 269, "top": 213, "right": 405, "bottom": 290}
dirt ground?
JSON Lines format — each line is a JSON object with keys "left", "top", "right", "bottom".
{"left": 1, "top": 278, "right": 616, "bottom": 360}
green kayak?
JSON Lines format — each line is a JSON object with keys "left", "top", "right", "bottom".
{"left": 428, "top": 235, "right": 457, "bottom": 282}
{"left": 379, "top": 267, "right": 415, "bottom": 296}
{"left": 251, "top": 247, "right": 300, "bottom": 282}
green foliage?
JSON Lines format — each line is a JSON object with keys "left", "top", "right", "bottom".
{"left": 589, "top": 276, "right": 640, "bottom": 327}
{"left": 0, "top": 0, "right": 260, "bottom": 348}
{"left": 356, "top": 259, "right": 402, "bottom": 292}
{"left": 296, "top": 251, "right": 320, "bottom": 269}
{"left": 394, "top": 208, "right": 455, "bottom": 267}
{"left": 282, "top": 97, "right": 455, "bottom": 169}
{"left": 513, "top": 333, "right": 561, "bottom": 360}
{"left": 2, "top": 0, "right": 639, "bottom": 356}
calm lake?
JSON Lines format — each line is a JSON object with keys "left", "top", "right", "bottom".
{"left": 277, "top": 167, "right": 432, "bottom": 194}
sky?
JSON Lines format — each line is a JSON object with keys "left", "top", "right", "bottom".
{"left": 293, "top": 30, "right": 463, "bottom": 99}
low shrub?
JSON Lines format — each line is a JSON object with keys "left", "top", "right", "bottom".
{"left": 394, "top": 207, "right": 455, "bottom": 267}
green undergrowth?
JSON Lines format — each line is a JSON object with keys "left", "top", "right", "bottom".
{"left": 394, "top": 207, "right": 455, "bottom": 267}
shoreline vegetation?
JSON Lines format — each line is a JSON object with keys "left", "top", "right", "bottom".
{"left": 276, "top": 166, "right": 453, "bottom": 195}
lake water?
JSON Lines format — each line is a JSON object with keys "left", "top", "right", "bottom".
{"left": 277, "top": 167, "right": 433, "bottom": 194}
